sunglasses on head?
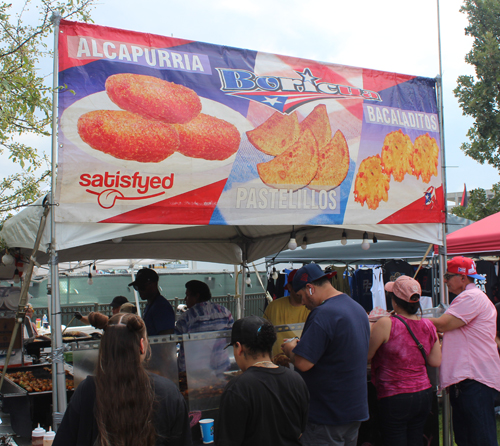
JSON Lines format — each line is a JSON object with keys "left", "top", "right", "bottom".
{"left": 444, "top": 273, "right": 460, "bottom": 280}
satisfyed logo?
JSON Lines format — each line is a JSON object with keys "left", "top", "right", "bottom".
{"left": 216, "top": 68, "right": 382, "bottom": 114}
{"left": 79, "top": 171, "right": 174, "bottom": 209}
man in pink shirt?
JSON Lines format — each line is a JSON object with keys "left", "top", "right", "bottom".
{"left": 430, "top": 256, "right": 500, "bottom": 446}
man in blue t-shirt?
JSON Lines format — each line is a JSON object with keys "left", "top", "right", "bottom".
{"left": 129, "top": 268, "right": 175, "bottom": 336}
{"left": 281, "top": 263, "right": 370, "bottom": 446}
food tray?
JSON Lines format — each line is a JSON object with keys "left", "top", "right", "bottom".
{"left": 0, "top": 376, "right": 27, "bottom": 399}
{"left": 4, "top": 364, "right": 74, "bottom": 395}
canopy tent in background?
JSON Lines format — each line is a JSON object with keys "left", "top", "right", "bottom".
{"left": 268, "top": 240, "right": 433, "bottom": 266}
{"left": 447, "top": 211, "right": 500, "bottom": 256}
{"left": 266, "top": 213, "right": 473, "bottom": 266}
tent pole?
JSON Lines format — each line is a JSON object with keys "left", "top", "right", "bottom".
{"left": 0, "top": 199, "right": 50, "bottom": 390}
{"left": 130, "top": 270, "right": 141, "bottom": 317}
{"left": 436, "top": 0, "right": 452, "bottom": 442}
{"left": 49, "top": 11, "right": 67, "bottom": 428}
{"left": 233, "top": 265, "right": 241, "bottom": 320}
{"left": 240, "top": 263, "right": 247, "bottom": 319}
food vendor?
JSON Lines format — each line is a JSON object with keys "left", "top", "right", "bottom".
{"left": 75, "top": 295, "right": 129, "bottom": 325}
{"left": 23, "top": 303, "right": 38, "bottom": 338}
{"left": 129, "top": 268, "right": 175, "bottom": 336}
{"left": 175, "top": 280, "right": 233, "bottom": 374}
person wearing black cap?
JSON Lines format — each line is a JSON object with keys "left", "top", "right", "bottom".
{"left": 110, "top": 295, "right": 129, "bottom": 315}
{"left": 215, "top": 316, "right": 309, "bottom": 446}
{"left": 281, "top": 263, "right": 370, "bottom": 446}
{"left": 75, "top": 295, "right": 129, "bottom": 325}
{"left": 129, "top": 268, "right": 175, "bottom": 336}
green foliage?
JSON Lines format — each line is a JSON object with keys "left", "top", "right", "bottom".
{"left": 454, "top": 0, "right": 500, "bottom": 171}
{"left": 0, "top": 0, "right": 94, "bottom": 224}
{"left": 451, "top": 182, "right": 500, "bottom": 221}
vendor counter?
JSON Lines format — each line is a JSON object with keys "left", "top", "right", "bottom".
{"left": 70, "top": 323, "right": 305, "bottom": 412}
{"left": 3, "top": 320, "right": 440, "bottom": 445}
{"left": 68, "top": 321, "right": 440, "bottom": 446}
{"left": 68, "top": 323, "right": 305, "bottom": 444}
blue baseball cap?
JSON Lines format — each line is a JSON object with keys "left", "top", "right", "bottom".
{"left": 292, "top": 263, "right": 328, "bottom": 292}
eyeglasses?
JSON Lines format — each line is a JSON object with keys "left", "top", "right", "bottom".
{"left": 444, "top": 273, "right": 460, "bottom": 280}
{"left": 132, "top": 283, "right": 146, "bottom": 291}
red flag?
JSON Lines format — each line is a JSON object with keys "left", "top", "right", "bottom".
{"left": 460, "top": 184, "right": 468, "bottom": 208}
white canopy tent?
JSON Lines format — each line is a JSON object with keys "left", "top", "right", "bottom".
{"left": 1, "top": 197, "right": 444, "bottom": 267}
{"left": 0, "top": 195, "right": 446, "bottom": 424}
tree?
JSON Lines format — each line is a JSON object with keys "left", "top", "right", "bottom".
{"left": 454, "top": 0, "right": 500, "bottom": 171}
{"left": 451, "top": 182, "right": 500, "bottom": 221}
{"left": 0, "top": 0, "right": 94, "bottom": 226}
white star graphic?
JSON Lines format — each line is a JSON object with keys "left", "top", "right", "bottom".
{"left": 297, "top": 68, "right": 319, "bottom": 84}
{"left": 262, "top": 97, "right": 282, "bottom": 106}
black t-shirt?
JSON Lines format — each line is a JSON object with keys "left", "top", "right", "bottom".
{"left": 215, "top": 366, "right": 309, "bottom": 446}
{"left": 53, "top": 373, "right": 191, "bottom": 446}
{"left": 416, "top": 268, "right": 433, "bottom": 297}
{"left": 476, "top": 260, "right": 499, "bottom": 302}
{"left": 383, "top": 260, "right": 415, "bottom": 310}
{"left": 352, "top": 268, "right": 373, "bottom": 312}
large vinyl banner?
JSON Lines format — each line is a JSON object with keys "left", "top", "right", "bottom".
{"left": 56, "top": 20, "right": 445, "bottom": 225}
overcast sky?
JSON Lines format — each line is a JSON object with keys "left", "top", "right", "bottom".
{"left": 9, "top": 0, "right": 499, "bottom": 197}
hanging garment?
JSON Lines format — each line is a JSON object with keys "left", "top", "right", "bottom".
{"left": 327, "top": 266, "right": 349, "bottom": 295}
{"left": 371, "top": 267, "right": 386, "bottom": 310}
{"left": 416, "top": 268, "right": 433, "bottom": 297}
{"left": 382, "top": 259, "right": 416, "bottom": 310}
{"left": 352, "top": 268, "right": 373, "bottom": 312}
{"left": 476, "top": 260, "right": 499, "bottom": 303}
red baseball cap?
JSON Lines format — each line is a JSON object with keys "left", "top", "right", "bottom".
{"left": 287, "top": 269, "right": 297, "bottom": 284}
{"left": 447, "top": 256, "right": 485, "bottom": 280}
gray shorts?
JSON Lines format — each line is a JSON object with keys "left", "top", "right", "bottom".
{"left": 300, "top": 420, "right": 361, "bottom": 446}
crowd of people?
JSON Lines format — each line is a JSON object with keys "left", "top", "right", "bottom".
{"left": 47, "top": 257, "right": 500, "bottom": 446}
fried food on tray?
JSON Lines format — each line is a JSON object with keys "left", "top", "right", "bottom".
{"left": 273, "top": 353, "right": 291, "bottom": 368}
{"left": 380, "top": 129, "right": 413, "bottom": 182}
{"left": 78, "top": 110, "right": 180, "bottom": 163}
{"left": 411, "top": 133, "right": 439, "bottom": 183}
{"left": 105, "top": 73, "right": 202, "bottom": 124}
{"left": 300, "top": 104, "right": 332, "bottom": 150}
{"left": 309, "top": 129, "right": 350, "bottom": 191}
{"left": 257, "top": 128, "right": 319, "bottom": 191}
{"left": 354, "top": 154, "right": 390, "bottom": 210}
{"left": 246, "top": 111, "right": 300, "bottom": 156}
{"left": 174, "top": 113, "right": 241, "bottom": 160}
{"left": 7, "top": 370, "right": 74, "bottom": 392}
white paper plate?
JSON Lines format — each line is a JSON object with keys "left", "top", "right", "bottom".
{"left": 60, "top": 91, "right": 253, "bottom": 174}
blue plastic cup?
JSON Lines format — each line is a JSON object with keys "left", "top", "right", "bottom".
{"left": 199, "top": 418, "right": 214, "bottom": 444}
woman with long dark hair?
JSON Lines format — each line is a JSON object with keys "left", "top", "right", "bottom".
{"left": 54, "top": 312, "right": 191, "bottom": 446}
{"left": 368, "top": 276, "right": 441, "bottom": 446}
{"left": 215, "top": 315, "right": 309, "bottom": 446}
